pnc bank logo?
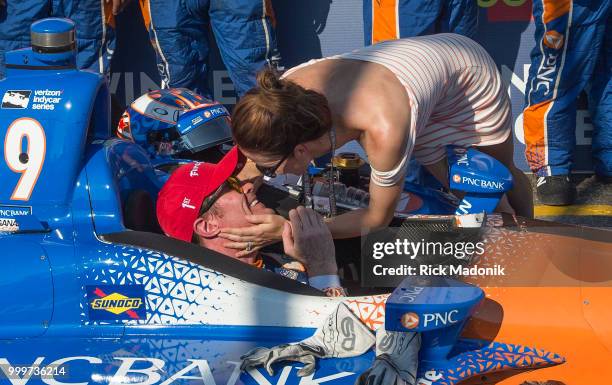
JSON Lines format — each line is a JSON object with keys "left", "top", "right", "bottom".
{"left": 401, "top": 312, "right": 420, "bottom": 329}
{"left": 543, "top": 30, "right": 564, "bottom": 50}
{"left": 87, "top": 285, "right": 146, "bottom": 321}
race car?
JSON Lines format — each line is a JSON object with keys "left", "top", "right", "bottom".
{"left": 0, "top": 18, "right": 610, "bottom": 385}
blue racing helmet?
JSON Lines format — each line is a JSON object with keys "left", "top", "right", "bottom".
{"left": 117, "top": 88, "right": 232, "bottom": 159}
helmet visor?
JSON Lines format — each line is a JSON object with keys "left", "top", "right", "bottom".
{"left": 180, "top": 116, "right": 233, "bottom": 153}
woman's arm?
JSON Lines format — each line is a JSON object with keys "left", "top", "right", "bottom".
{"left": 325, "top": 182, "right": 404, "bottom": 238}
{"left": 326, "top": 107, "right": 410, "bottom": 238}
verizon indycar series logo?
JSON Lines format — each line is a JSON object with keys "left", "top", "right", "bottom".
{"left": 1, "top": 90, "right": 31, "bottom": 109}
{"left": 31, "top": 89, "right": 63, "bottom": 110}
{"left": 86, "top": 285, "right": 146, "bottom": 320}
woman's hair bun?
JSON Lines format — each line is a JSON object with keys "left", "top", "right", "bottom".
{"left": 256, "top": 68, "right": 283, "bottom": 91}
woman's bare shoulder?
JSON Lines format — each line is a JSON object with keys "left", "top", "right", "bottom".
{"left": 345, "top": 75, "right": 412, "bottom": 170}
{"left": 345, "top": 76, "right": 411, "bottom": 135}
{"left": 285, "top": 59, "right": 412, "bottom": 168}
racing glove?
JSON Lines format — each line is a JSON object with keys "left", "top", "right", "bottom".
{"left": 356, "top": 326, "right": 421, "bottom": 385}
{"left": 240, "top": 302, "right": 375, "bottom": 377}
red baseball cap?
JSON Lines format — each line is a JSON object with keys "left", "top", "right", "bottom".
{"left": 156, "top": 146, "right": 245, "bottom": 242}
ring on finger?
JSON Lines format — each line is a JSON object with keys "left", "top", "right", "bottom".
{"left": 246, "top": 241, "right": 253, "bottom": 252}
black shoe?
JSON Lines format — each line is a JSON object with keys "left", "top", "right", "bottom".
{"left": 595, "top": 174, "right": 612, "bottom": 184}
{"left": 536, "top": 175, "right": 576, "bottom": 206}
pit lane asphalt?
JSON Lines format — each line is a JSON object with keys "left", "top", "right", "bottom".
{"left": 530, "top": 174, "right": 612, "bottom": 229}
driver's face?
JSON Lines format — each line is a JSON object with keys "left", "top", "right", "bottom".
{"left": 213, "top": 181, "right": 274, "bottom": 229}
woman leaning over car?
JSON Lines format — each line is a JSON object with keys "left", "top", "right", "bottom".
{"left": 217, "top": 33, "right": 533, "bottom": 254}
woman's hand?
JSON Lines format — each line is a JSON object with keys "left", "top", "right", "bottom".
{"left": 219, "top": 214, "right": 286, "bottom": 257}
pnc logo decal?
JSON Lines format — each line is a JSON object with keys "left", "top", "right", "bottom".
{"left": 401, "top": 312, "right": 420, "bottom": 329}
{"left": 452, "top": 174, "right": 461, "bottom": 183}
{"left": 423, "top": 310, "right": 459, "bottom": 327}
{"left": 543, "top": 30, "right": 564, "bottom": 50}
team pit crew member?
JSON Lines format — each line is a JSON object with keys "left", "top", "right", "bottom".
{"left": 155, "top": 148, "right": 422, "bottom": 385}
{"left": 523, "top": 0, "right": 611, "bottom": 205}
{"left": 220, "top": 33, "right": 534, "bottom": 248}
{"left": 139, "top": 0, "right": 280, "bottom": 97}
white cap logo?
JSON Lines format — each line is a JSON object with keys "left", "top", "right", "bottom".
{"left": 181, "top": 197, "right": 196, "bottom": 210}
{"left": 190, "top": 162, "right": 202, "bottom": 177}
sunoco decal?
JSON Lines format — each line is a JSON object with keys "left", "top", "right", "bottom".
{"left": 1, "top": 90, "right": 31, "bottom": 109}
{"left": 86, "top": 285, "right": 146, "bottom": 320}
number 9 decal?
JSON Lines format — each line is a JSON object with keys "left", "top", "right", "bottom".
{"left": 4, "top": 118, "right": 46, "bottom": 201}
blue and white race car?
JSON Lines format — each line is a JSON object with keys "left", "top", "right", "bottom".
{"left": 1, "top": 18, "right": 610, "bottom": 385}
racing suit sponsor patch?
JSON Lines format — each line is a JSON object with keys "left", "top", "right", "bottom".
{"left": 543, "top": 30, "right": 564, "bottom": 50}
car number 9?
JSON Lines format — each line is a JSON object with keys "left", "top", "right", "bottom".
{"left": 4, "top": 118, "right": 46, "bottom": 201}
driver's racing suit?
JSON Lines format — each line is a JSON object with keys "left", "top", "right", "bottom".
{"left": 0, "top": 0, "right": 115, "bottom": 77}
{"left": 256, "top": 254, "right": 347, "bottom": 297}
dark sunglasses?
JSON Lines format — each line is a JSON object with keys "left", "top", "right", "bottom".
{"left": 199, "top": 176, "right": 243, "bottom": 215}
{"left": 255, "top": 152, "right": 291, "bottom": 178}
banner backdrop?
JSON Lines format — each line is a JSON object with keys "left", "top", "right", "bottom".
{"left": 110, "top": 0, "right": 596, "bottom": 173}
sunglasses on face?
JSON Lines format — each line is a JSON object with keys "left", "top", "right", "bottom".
{"left": 199, "top": 176, "right": 243, "bottom": 215}
{"left": 255, "top": 152, "right": 291, "bottom": 178}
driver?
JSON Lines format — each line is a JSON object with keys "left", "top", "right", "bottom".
{"left": 156, "top": 146, "right": 421, "bottom": 385}
{"left": 155, "top": 146, "right": 346, "bottom": 297}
